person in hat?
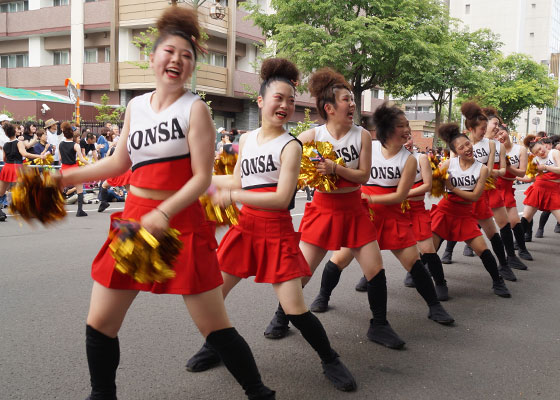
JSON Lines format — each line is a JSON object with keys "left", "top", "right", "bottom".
{"left": 215, "top": 127, "right": 228, "bottom": 154}
{"left": 44, "top": 118, "right": 61, "bottom": 164}
{"left": 0, "top": 114, "right": 12, "bottom": 164}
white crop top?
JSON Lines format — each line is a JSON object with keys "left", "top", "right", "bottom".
{"left": 472, "top": 137, "right": 491, "bottom": 164}
{"left": 314, "top": 124, "right": 361, "bottom": 169}
{"left": 506, "top": 144, "right": 521, "bottom": 169}
{"left": 240, "top": 129, "right": 299, "bottom": 189}
{"left": 365, "top": 141, "right": 414, "bottom": 188}
{"left": 412, "top": 151, "right": 422, "bottom": 183}
{"left": 447, "top": 157, "right": 483, "bottom": 192}
{"left": 494, "top": 141, "right": 501, "bottom": 163}
{"left": 127, "top": 91, "right": 198, "bottom": 171}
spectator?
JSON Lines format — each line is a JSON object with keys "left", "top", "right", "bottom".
{"left": 22, "top": 122, "right": 39, "bottom": 153}
{"left": 71, "top": 121, "right": 78, "bottom": 132}
{"left": 80, "top": 133, "right": 99, "bottom": 162}
{"left": 0, "top": 114, "right": 12, "bottom": 164}
{"left": 106, "top": 186, "right": 126, "bottom": 202}
{"left": 112, "top": 125, "right": 120, "bottom": 143}
{"left": 216, "top": 127, "right": 226, "bottom": 151}
{"left": 97, "top": 127, "right": 110, "bottom": 158}
{"left": 33, "top": 129, "right": 55, "bottom": 156}
{"left": 44, "top": 118, "right": 61, "bottom": 164}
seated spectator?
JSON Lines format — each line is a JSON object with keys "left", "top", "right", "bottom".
{"left": 97, "top": 127, "right": 110, "bottom": 158}
{"left": 33, "top": 129, "right": 55, "bottom": 156}
{"left": 80, "top": 133, "right": 98, "bottom": 162}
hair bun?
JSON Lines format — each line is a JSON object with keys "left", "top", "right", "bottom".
{"left": 61, "top": 121, "right": 72, "bottom": 136}
{"left": 523, "top": 134, "right": 537, "bottom": 148}
{"left": 260, "top": 58, "right": 299, "bottom": 84}
{"left": 438, "top": 123, "right": 461, "bottom": 144}
{"left": 308, "top": 68, "right": 350, "bottom": 98}
{"left": 482, "top": 106, "right": 498, "bottom": 118}
{"left": 157, "top": 6, "right": 200, "bottom": 41}
{"left": 461, "top": 101, "right": 483, "bottom": 120}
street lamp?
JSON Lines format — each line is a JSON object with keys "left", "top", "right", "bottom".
{"left": 209, "top": 1, "right": 226, "bottom": 20}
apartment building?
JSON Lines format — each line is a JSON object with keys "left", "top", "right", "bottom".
{"left": 0, "top": 0, "right": 379, "bottom": 129}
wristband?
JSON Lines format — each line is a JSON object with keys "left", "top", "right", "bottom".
{"left": 155, "top": 208, "right": 169, "bottom": 221}
{"left": 229, "top": 189, "right": 233, "bottom": 204}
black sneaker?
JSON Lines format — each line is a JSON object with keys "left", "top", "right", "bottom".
{"left": 555, "top": 223, "right": 560, "bottom": 233}
{"left": 518, "top": 249, "right": 533, "bottom": 262}
{"left": 507, "top": 255, "right": 528, "bottom": 271}
{"left": 513, "top": 240, "right": 519, "bottom": 250}
{"left": 428, "top": 303, "right": 455, "bottom": 325}
{"left": 463, "top": 244, "right": 475, "bottom": 257}
{"left": 435, "top": 283, "right": 449, "bottom": 301}
{"left": 499, "top": 264, "right": 517, "bottom": 282}
{"left": 76, "top": 210, "right": 88, "bottom": 217}
{"left": 492, "top": 277, "right": 512, "bottom": 298}
{"left": 98, "top": 201, "right": 110, "bottom": 213}
{"left": 441, "top": 250, "right": 453, "bottom": 264}
{"left": 310, "top": 292, "right": 330, "bottom": 313}
{"left": 366, "top": 320, "right": 406, "bottom": 349}
{"left": 0, "top": 210, "right": 6, "bottom": 222}
{"left": 535, "top": 228, "right": 544, "bottom": 238}
{"left": 354, "top": 276, "right": 367, "bottom": 292}
{"left": 186, "top": 343, "right": 221, "bottom": 372}
{"left": 322, "top": 356, "right": 357, "bottom": 392}
{"left": 403, "top": 272, "right": 415, "bottom": 288}
{"left": 264, "top": 309, "right": 289, "bottom": 339}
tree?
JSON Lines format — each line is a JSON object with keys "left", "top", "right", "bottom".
{"left": 290, "top": 108, "right": 316, "bottom": 137}
{"left": 465, "top": 53, "right": 558, "bottom": 126}
{"left": 388, "top": 26, "right": 502, "bottom": 132}
{"left": 246, "top": 0, "right": 449, "bottom": 123}
{"left": 95, "top": 94, "right": 125, "bottom": 125}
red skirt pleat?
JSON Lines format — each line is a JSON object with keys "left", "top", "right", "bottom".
{"left": 107, "top": 169, "right": 132, "bottom": 187}
{"left": 487, "top": 187, "right": 505, "bottom": 209}
{"left": 60, "top": 163, "right": 78, "bottom": 173}
{"left": 523, "top": 179, "right": 560, "bottom": 211}
{"left": 299, "top": 190, "right": 377, "bottom": 250}
{"left": 0, "top": 162, "right": 21, "bottom": 183}
{"left": 496, "top": 178, "right": 517, "bottom": 208}
{"left": 430, "top": 196, "right": 482, "bottom": 242}
{"left": 91, "top": 192, "right": 222, "bottom": 295}
{"left": 409, "top": 200, "right": 433, "bottom": 242}
{"left": 367, "top": 201, "right": 416, "bottom": 250}
{"left": 218, "top": 207, "right": 311, "bottom": 283}
{"left": 472, "top": 191, "right": 494, "bottom": 220}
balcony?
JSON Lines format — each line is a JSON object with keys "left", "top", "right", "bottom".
{"left": 5, "top": 6, "right": 71, "bottom": 36}
{"left": 236, "top": 8, "right": 264, "bottom": 42}
{"left": 84, "top": 63, "right": 111, "bottom": 88}
{"left": 1, "top": 65, "right": 70, "bottom": 89}
{"left": 118, "top": 62, "right": 227, "bottom": 94}
{"left": 119, "top": 1, "right": 228, "bottom": 34}
{"left": 85, "top": 0, "right": 112, "bottom": 29}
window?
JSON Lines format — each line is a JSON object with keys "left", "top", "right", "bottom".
{"left": 104, "top": 47, "right": 110, "bottom": 63}
{"left": 423, "top": 131, "right": 434, "bottom": 138}
{"left": 0, "top": 0, "right": 28, "bottom": 12}
{"left": 202, "top": 52, "right": 227, "bottom": 67}
{"left": 53, "top": 0, "right": 69, "bottom": 6}
{"left": 465, "top": 4, "right": 470, "bottom": 14}
{"left": 84, "top": 48, "right": 98, "bottom": 63}
{"left": 373, "top": 89, "right": 379, "bottom": 99}
{"left": 85, "top": 0, "right": 97, "bottom": 2}
{"left": 53, "top": 50, "right": 70, "bottom": 65}
{"left": 0, "top": 53, "right": 29, "bottom": 68}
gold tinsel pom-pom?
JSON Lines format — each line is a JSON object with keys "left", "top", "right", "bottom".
{"left": 214, "top": 152, "right": 238, "bottom": 176}
{"left": 484, "top": 176, "right": 496, "bottom": 191}
{"left": 199, "top": 194, "right": 240, "bottom": 227}
{"left": 9, "top": 167, "right": 66, "bottom": 224}
{"left": 109, "top": 219, "right": 183, "bottom": 284}
{"left": 429, "top": 155, "right": 448, "bottom": 198}
{"left": 298, "top": 141, "right": 345, "bottom": 191}
{"left": 401, "top": 199, "right": 411, "bottom": 213}
{"left": 526, "top": 154, "right": 541, "bottom": 179}
{"left": 34, "top": 154, "right": 54, "bottom": 166}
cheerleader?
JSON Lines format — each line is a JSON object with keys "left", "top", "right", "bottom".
{"left": 185, "top": 59, "right": 356, "bottom": 392}
{"left": 431, "top": 123, "right": 511, "bottom": 297}
{"left": 59, "top": 122, "right": 91, "bottom": 217}
{"left": 441, "top": 103, "right": 518, "bottom": 281}
{"left": 401, "top": 134, "right": 449, "bottom": 300}
{"left": 59, "top": 7, "right": 274, "bottom": 399}
{"left": 495, "top": 125, "right": 533, "bottom": 261}
{"left": 0, "top": 122, "right": 46, "bottom": 221}
{"left": 534, "top": 135, "right": 560, "bottom": 237}
{"left": 310, "top": 105, "right": 454, "bottom": 327}
{"left": 521, "top": 135, "right": 560, "bottom": 235}
{"left": 264, "top": 68, "right": 407, "bottom": 350}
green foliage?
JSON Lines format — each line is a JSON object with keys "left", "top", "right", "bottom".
{"left": 245, "top": 0, "right": 450, "bottom": 122}
{"left": 95, "top": 94, "right": 125, "bottom": 125}
{"left": 131, "top": 27, "right": 158, "bottom": 70}
{"left": 0, "top": 107, "right": 13, "bottom": 118}
{"left": 462, "top": 53, "right": 558, "bottom": 126}
{"left": 290, "top": 108, "right": 316, "bottom": 137}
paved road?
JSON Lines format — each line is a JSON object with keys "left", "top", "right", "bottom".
{"left": 2, "top": 184, "right": 560, "bottom": 400}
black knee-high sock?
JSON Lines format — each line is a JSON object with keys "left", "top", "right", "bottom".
{"left": 287, "top": 311, "right": 337, "bottom": 363}
{"left": 367, "top": 269, "right": 387, "bottom": 325}
{"left": 410, "top": 260, "right": 439, "bottom": 307}
{"left": 99, "top": 187, "right": 109, "bottom": 202}
{"left": 538, "top": 211, "right": 551, "bottom": 230}
{"left": 207, "top": 328, "right": 273, "bottom": 399}
{"left": 78, "top": 193, "right": 85, "bottom": 213}
{"left": 318, "top": 261, "right": 342, "bottom": 298}
{"left": 86, "top": 325, "right": 119, "bottom": 400}
{"left": 480, "top": 249, "right": 500, "bottom": 281}
{"left": 421, "top": 253, "right": 446, "bottom": 285}
{"left": 499, "top": 223, "right": 516, "bottom": 257}
{"left": 445, "top": 240, "right": 457, "bottom": 253}
{"left": 489, "top": 233, "right": 508, "bottom": 266}
{"left": 521, "top": 217, "right": 532, "bottom": 235}
{"left": 512, "top": 223, "right": 528, "bottom": 252}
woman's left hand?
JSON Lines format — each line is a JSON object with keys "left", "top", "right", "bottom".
{"left": 141, "top": 209, "right": 169, "bottom": 239}
{"left": 316, "top": 159, "right": 335, "bottom": 175}
{"left": 537, "top": 164, "right": 547, "bottom": 171}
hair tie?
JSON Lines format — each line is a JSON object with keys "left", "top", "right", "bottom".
{"left": 290, "top": 79, "right": 299, "bottom": 87}
{"left": 191, "top": 36, "right": 208, "bottom": 55}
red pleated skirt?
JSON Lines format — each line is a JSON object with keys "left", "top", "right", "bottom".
{"left": 299, "top": 190, "right": 377, "bottom": 250}
{"left": 487, "top": 187, "right": 505, "bottom": 209}
{"left": 431, "top": 195, "right": 482, "bottom": 242}
{"left": 107, "top": 169, "right": 132, "bottom": 187}
{"left": 496, "top": 178, "right": 517, "bottom": 208}
{"left": 472, "top": 190, "right": 494, "bottom": 220}
{"left": 91, "top": 192, "right": 222, "bottom": 295}
{"left": 409, "top": 199, "right": 433, "bottom": 242}
{"left": 60, "top": 163, "right": 78, "bottom": 173}
{"left": 218, "top": 207, "right": 311, "bottom": 283}
{"left": 523, "top": 179, "right": 560, "bottom": 211}
{"left": 0, "top": 162, "right": 21, "bottom": 183}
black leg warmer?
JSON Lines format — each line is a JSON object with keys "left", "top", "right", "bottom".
{"left": 499, "top": 223, "right": 516, "bottom": 257}
{"left": 539, "top": 211, "right": 551, "bottom": 230}
{"left": 421, "top": 253, "right": 446, "bottom": 286}
{"left": 512, "top": 223, "right": 528, "bottom": 252}
{"left": 367, "top": 269, "right": 388, "bottom": 325}
{"left": 445, "top": 240, "right": 457, "bottom": 253}
{"left": 86, "top": 325, "right": 119, "bottom": 400}
{"left": 287, "top": 311, "right": 337, "bottom": 363}
{"left": 489, "top": 233, "right": 508, "bottom": 266}
{"left": 480, "top": 249, "right": 500, "bottom": 281}
{"left": 410, "top": 260, "right": 440, "bottom": 307}
{"left": 319, "top": 261, "right": 342, "bottom": 299}
{"left": 521, "top": 217, "right": 532, "bottom": 234}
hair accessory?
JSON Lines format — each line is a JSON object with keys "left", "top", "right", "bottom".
{"left": 191, "top": 36, "right": 208, "bottom": 55}
{"left": 290, "top": 79, "right": 299, "bottom": 87}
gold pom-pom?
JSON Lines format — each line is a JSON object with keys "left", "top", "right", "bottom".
{"left": 109, "top": 219, "right": 183, "bottom": 284}
{"left": 484, "top": 176, "right": 496, "bottom": 191}
{"left": 298, "top": 141, "right": 345, "bottom": 191}
{"left": 199, "top": 194, "right": 240, "bottom": 227}
{"left": 9, "top": 167, "right": 66, "bottom": 224}
{"left": 429, "top": 155, "right": 448, "bottom": 198}
{"left": 214, "top": 152, "right": 238, "bottom": 175}
{"left": 526, "top": 154, "right": 541, "bottom": 179}
{"left": 401, "top": 199, "right": 411, "bottom": 213}
{"left": 34, "top": 154, "right": 54, "bottom": 166}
